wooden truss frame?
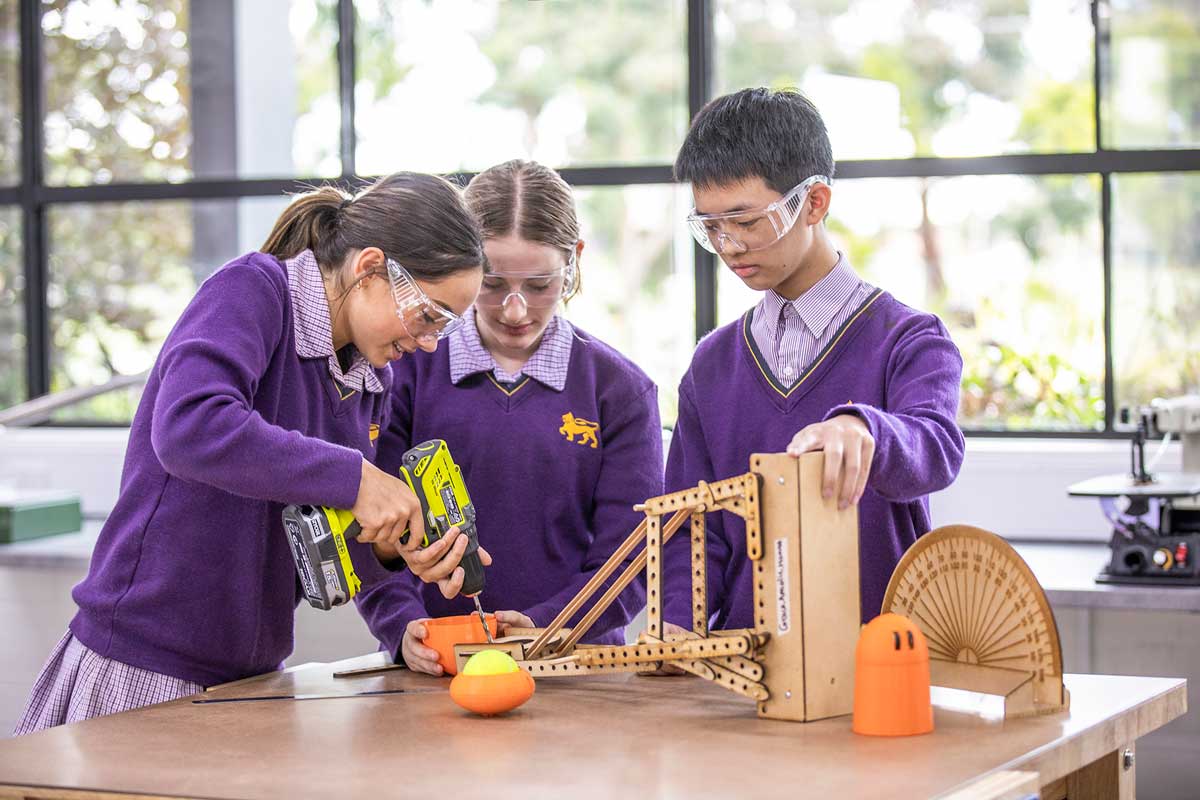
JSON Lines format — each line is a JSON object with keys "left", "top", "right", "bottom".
{"left": 455, "top": 452, "right": 862, "bottom": 722}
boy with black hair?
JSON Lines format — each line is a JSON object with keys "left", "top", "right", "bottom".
{"left": 662, "top": 87, "right": 965, "bottom": 632}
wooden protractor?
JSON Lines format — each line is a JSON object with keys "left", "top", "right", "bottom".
{"left": 881, "top": 525, "right": 1069, "bottom": 718}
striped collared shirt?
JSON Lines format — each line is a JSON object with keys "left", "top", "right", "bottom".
{"left": 750, "top": 253, "right": 875, "bottom": 388}
{"left": 285, "top": 249, "right": 384, "bottom": 394}
{"left": 449, "top": 305, "right": 573, "bottom": 391}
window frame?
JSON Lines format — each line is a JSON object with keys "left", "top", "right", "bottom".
{"left": 7, "top": 0, "right": 1200, "bottom": 435}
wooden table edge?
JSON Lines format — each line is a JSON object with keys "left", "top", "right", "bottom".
{"left": 0, "top": 787, "right": 214, "bottom": 800}
{"left": 0, "top": 674, "right": 1187, "bottom": 800}
{"left": 936, "top": 677, "right": 1188, "bottom": 798}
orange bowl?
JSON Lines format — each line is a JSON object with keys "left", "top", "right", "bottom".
{"left": 421, "top": 614, "right": 498, "bottom": 676}
{"left": 450, "top": 660, "right": 536, "bottom": 716}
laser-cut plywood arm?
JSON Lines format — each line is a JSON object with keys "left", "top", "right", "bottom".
{"left": 468, "top": 454, "right": 864, "bottom": 722}
{"left": 458, "top": 472, "right": 768, "bottom": 687}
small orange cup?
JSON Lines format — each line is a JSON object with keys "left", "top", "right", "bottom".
{"left": 421, "top": 614, "right": 499, "bottom": 675}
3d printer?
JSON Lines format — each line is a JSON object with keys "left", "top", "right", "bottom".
{"left": 1068, "top": 395, "right": 1200, "bottom": 586}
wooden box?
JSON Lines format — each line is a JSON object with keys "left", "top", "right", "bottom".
{"left": 750, "top": 452, "right": 859, "bottom": 721}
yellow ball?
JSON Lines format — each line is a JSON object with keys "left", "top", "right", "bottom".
{"left": 461, "top": 649, "right": 521, "bottom": 676}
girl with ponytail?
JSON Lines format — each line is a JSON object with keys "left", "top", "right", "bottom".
{"left": 14, "top": 172, "right": 489, "bottom": 734}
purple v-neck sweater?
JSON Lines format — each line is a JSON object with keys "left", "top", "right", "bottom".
{"left": 662, "top": 289, "right": 964, "bottom": 630}
{"left": 355, "top": 327, "right": 662, "bottom": 656}
{"left": 70, "top": 252, "right": 392, "bottom": 687}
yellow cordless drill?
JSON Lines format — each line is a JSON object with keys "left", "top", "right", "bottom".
{"left": 282, "top": 440, "right": 488, "bottom": 633}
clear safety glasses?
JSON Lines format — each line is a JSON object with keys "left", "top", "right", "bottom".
{"left": 386, "top": 258, "right": 463, "bottom": 342}
{"left": 685, "top": 175, "right": 830, "bottom": 255}
{"left": 474, "top": 249, "right": 577, "bottom": 313}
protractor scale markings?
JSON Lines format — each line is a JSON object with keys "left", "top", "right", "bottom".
{"left": 883, "top": 526, "right": 1063, "bottom": 682}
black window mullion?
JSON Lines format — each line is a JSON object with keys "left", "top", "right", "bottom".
{"left": 1094, "top": 0, "right": 1114, "bottom": 433}
{"left": 834, "top": 150, "right": 1200, "bottom": 178}
{"left": 37, "top": 177, "right": 343, "bottom": 205}
{"left": 1101, "top": 173, "right": 1115, "bottom": 434}
{"left": 19, "top": 0, "right": 47, "bottom": 400}
{"left": 688, "top": 0, "right": 716, "bottom": 341}
{"left": 337, "top": 0, "right": 356, "bottom": 179}
{"left": 1093, "top": 0, "right": 1107, "bottom": 153}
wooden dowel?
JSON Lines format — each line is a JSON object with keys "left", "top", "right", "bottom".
{"left": 552, "top": 507, "right": 691, "bottom": 655}
{"left": 525, "top": 518, "right": 649, "bottom": 660}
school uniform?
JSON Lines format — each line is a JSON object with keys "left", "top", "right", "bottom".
{"left": 662, "top": 255, "right": 965, "bottom": 631}
{"left": 14, "top": 249, "right": 393, "bottom": 734}
{"left": 355, "top": 307, "right": 661, "bottom": 658}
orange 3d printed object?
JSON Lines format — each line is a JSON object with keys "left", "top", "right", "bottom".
{"left": 450, "top": 650, "right": 536, "bottom": 716}
{"left": 422, "top": 614, "right": 499, "bottom": 676}
{"left": 852, "top": 612, "right": 933, "bottom": 737}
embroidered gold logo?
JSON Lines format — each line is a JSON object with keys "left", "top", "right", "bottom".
{"left": 369, "top": 423, "right": 380, "bottom": 444}
{"left": 558, "top": 412, "right": 599, "bottom": 449}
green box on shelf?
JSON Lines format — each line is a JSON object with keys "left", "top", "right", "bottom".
{"left": 0, "top": 490, "right": 84, "bottom": 543}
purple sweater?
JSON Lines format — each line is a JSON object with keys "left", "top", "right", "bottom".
{"left": 663, "top": 289, "right": 964, "bottom": 630}
{"left": 70, "top": 253, "right": 392, "bottom": 687}
{"left": 355, "top": 327, "right": 661, "bottom": 657}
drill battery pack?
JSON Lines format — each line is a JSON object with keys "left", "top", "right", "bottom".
{"left": 282, "top": 505, "right": 362, "bottom": 611}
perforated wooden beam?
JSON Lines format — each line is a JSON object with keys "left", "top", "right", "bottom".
{"left": 646, "top": 513, "right": 663, "bottom": 641}
{"left": 571, "top": 634, "right": 758, "bottom": 667}
{"left": 642, "top": 473, "right": 756, "bottom": 515}
{"left": 691, "top": 510, "right": 708, "bottom": 635}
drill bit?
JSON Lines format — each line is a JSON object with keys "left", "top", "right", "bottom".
{"left": 472, "top": 594, "right": 495, "bottom": 643}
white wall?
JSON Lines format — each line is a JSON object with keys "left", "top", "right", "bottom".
{"left": 0, "top": 428, "right": 131, "bottom": 518}
{"left": 932, "top": 437, "right": 1180, "bottom": 541}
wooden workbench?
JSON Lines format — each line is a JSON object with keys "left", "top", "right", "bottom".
{"left": 0, "top": 653, "right": 1186, "bottom": 800}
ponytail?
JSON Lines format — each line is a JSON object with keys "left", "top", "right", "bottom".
{"left": 260, "top": 186, "right": 351, "bottom": 267}
{"left": 261, "top": 173, "right": 483, "bottom": 281}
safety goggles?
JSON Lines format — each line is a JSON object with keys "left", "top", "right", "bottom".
{"left": 386, "top": 258, "right": 463, "bottom": 342}
{"left": 475, "top": 249, "right": 577, "bottom": 312}
{"left": 685, "top": 175, "right": 830, "bottom": 255}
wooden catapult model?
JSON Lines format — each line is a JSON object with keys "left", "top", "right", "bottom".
{"left": 457, "top": 452, "right": 861, "bottom": 721}
{"left": 456, "top": 452, "right": 1069, "bottom": 722}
